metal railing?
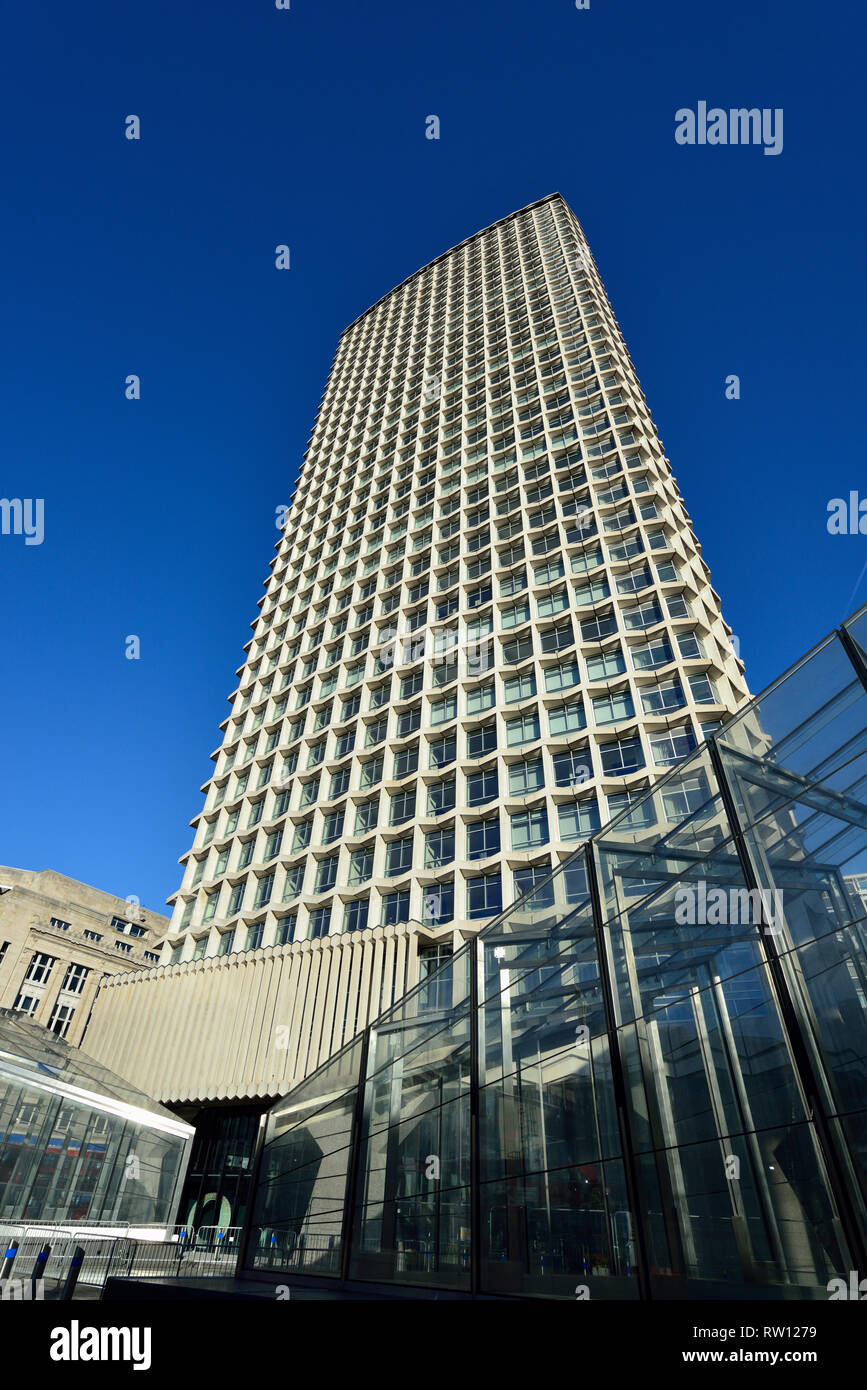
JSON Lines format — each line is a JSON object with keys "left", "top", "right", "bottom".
{"left": 0, "top": 1221, "right": 242, "bottom": 1293}
{"left": 103, "top": 1226, "right": 243, "bottom": 1283}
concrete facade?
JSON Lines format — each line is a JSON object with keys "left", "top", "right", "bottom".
{"left": 82, "top": 193, "right": 751, "bottom": 1106}
{"left": 0, "top": 867, "right": 168, "bottom": 1048}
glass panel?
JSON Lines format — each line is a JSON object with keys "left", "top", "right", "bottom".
{"left": 248, "top": 1034, "right": 364, "bottom": 1276}
{"left": 244, "top": 610, "right": 867, "bottom": 1299}
{"left": 479, "top": 1159, "right": 639, "bottom": 1299}
{"left": 0, "top": 1013, "right": 192, "bottom": 1225}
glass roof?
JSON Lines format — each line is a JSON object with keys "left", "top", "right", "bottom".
{"left": 0, "top": 1008, "right": 193, "bottom": 1128}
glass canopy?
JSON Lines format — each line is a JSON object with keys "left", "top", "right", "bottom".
{"left": 244, "top": 606, "right": 867, "bottom": 1299}
{"left": 0, "top": 1010, "right": 193, "bottom": 1225}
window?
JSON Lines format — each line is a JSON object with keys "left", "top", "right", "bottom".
{"left": 500, "top": 568, "right": 527, "bottom": 597}
{"left": 217, "top": 929, "right": 235, "bottom": 956}
{"left": 366, "top": 718, "right": 388, "bottom": 748}
{"left": 418, "top": 943, "right": 454, "bottom": 1009}
{"left": 623, "top": 599, "right": 662, "bottom": 631}
{"left": 381, "top": 890, "right": 410, "bottom": 927}
{"left": 228, "top": 882, "right": 246, "bottom": 915}
{"left": 510, "top": 807, "right": 549, "bottom": 851}
{"left": 390, "top": 789, "right": 417, "bottom": 825}
{"left": 467, "top": 816, "right": 500, "bottom": 860}
{"left": 354, "top": 797, "right": 379, "bottom": 833}
{"left": 421, "top": 883, "right": 455, "bottom": 927}
{"left": 600, "top": 736, "right": 645, "bottom": 776}
{"left": 558, "top": 798, "right": 601, "bottom": 841}
{"left": 593, "top": 689, "right": 635, "bottom": 724}
{"left": 552, "top": 748, "right": 592, "bottom": 788}
{"left": 467, "top": 723, "right": 497, "bottom": 758}
{"left": 314, "top": 857, "right": 338, "bottom": 893}
{"left": 467, "top": 767, "right": 498, "bottom": 805}
{"left": 677, "top": 631, "right": 705, "bottom": 660}
{"left": 309, "top": 906, "right": 332, "bottom": 939}
{"left": 25, "top": 953, "right": 55, "bottom": 984}
{"left": 502, "top": 600, "right": 530, "bottom": 629}
{"left": 508, "top": 758, "right": 544, "bottom": 796}
{"left": 504, "top": 671, "right": 537, "bottom": 703}
{"left": 299, "top": 777, "right": 319, "bottom": 807}
{"left": 60, "top": 962, "right": 89, "bottom": 994}
{"left": 275, "top": 914, "right": 296, "bottom": 945}
{"left": 401, "top": 670, "right": 424, "bottom": 699}
{"left": 50, "top": 917, "right": 71, "bottom": 932}
{"left": 467, "top": 873, "right": 502, "bottom": 920}
{"left": 397, "top": 705, "right": 421, "bottom": 737}
{"left": 544, "top": 659, "right": 580, "bottom": 694}
{"left": 632, "top": 637, "right": 673, "bottom": 670}
{"left": 359, "top": 756, "right": 383, "bottom": 788}
{"left": 534, "top": 558, "right": 564, "bottom": 585}
{"left": 428, "top": 779, "right": 456, "bottom": 816}
{"left": 13, "top": 992, "right": 40, "bottom": 1018}
{"left": 433, "top": 658, "right": 458, "bottom": 689}
{"left": 537, "top": 587, "right": 569, "bottom": 619}
{"left": 48, "top": 1001, "right": 76, "bottom": 1038}
{"left": 330, "top": 767, "right": 350, "bottom": 798}
{"left": 503, "top": 633, "right": 533, "bottom": 664}
{"left": 322, "top": 809, "right": 345, "bottom": 844}
{"left": 385, "top": 836, "right": 414, "bottom": 876}
{"left": 581, "top": 610, "right": 618, "bottom": 641}
{"left": 513, "top": 863, "right": 555, "bottom": 905}
{"left": 344, "top": 899, "right": 369, "bottom": 933}
{"left": 334, "top": 729, "right": 355, "bottom": 759}
{"left": 689, "top": 674, "right": 717, "bottom": 704}
{"left": 586, "top": 648, "right": 625, "bottom": 680}
{"left": 650, "top": 726, "right": 697, "bottom": 767}
{"left": 540, "top": 621, "right": 573, "bottom": 654}
{"left": 424, "top": 827, "right": 455, "bottom": 868}
{"left": 431, "top": 694, "right": 457, "bottom": 725}
{"left": 549, "top": 700, "right": 586, "bottom": 737}
{"left": 393, "top": 745, "right": 419, "bottom": 778}
{"left": 291, "top": 821, "right": 312, "bottom": 852}
{"left": 429, "top": 735, "right": 456, "bottom": 768}
{"left": 234, "top": 834, "right": 255, "bottom": 867}
{"left": 466, "top": 681, "right": 495, "bottom": 715}
{"left": 348, "top": 847, "right": 374, "bottom": 884}
{"left": 282, "top": 865, "right": 304, "bottom": 900}
{"left": 641, "top": 679, "right": 685, "bottom": 715}
{"left": 505, "top": 711, "right": 540, "bottom": 747}
{"left": 369, "top": 681, "right": 391, "bottom": 709}
{"left": 254, "top": 873, "right": 275, "bottom": 908}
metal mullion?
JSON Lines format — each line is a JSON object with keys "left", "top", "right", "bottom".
{"left": 585, "top": 841, "right": 652, "bottom": 1299}
{"left": 707, "top": 736, "right": 867, "bottom": 1276}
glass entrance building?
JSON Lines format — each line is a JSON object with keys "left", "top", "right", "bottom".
{"left": 243, "top": 606, "right": 867, "bottom": 1298}
{"left": 0, "top": 1010, "right": 193, "bottom": 1226}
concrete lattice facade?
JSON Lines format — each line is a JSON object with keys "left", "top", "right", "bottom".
{"left": 83, "top": 193, "right": 750, "bottom": 1104}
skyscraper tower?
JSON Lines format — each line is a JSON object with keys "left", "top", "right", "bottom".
{"left": 161, "top": 192, "right": 747, "bottom": 1012}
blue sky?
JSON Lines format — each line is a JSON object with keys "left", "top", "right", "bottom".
{"left": 0, "top": 0, "right": 864, "bottom": 913}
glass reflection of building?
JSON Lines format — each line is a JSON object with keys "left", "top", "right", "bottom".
{"left": 0, "top": 1010, "right": 193, "bottom": 1226}
{"left": 242, "top": 606, "right": 867, "bottom": 1298}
